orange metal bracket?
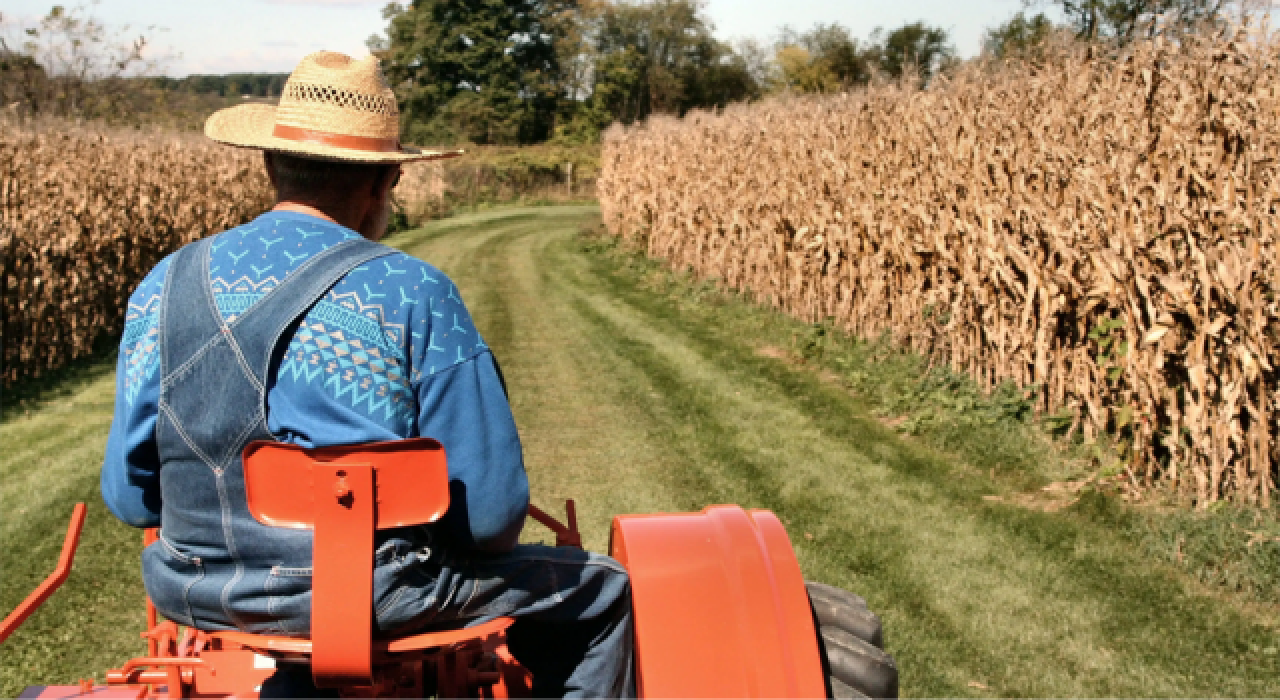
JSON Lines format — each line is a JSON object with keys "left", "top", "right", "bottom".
{"left": 113, "top": 440, "right": 534, "bottom": 697}
{"left": 107, "top": 656, "right": 205, "bottom": 682}
{"left": 312, "top": 462, "right": 375, "bottom": 687}
{"left": 240, "top": 439, "right": 457, "bottom": 690}
{"left": 0, "top": 503, "right": 86, "bottom": 646}
{"left": 211, "top": 615, "right": 517, "bottom": 658}
{"left": 143, "top": 529, "right": 160, "bottom": 657}
{"left": 528, "top": 500, "right": 582, "bottom": 548}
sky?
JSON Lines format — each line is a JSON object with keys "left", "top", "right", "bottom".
{"left": 1, "top": 0, "right": 1041, "bottom": 77}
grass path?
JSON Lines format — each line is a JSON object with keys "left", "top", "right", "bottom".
{"left": 3, "top": 205, "right": 1278, "bottom": 696}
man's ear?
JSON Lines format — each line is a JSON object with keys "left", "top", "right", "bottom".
{"left": 373, "top": 165, "right": 400, "bottom": 202}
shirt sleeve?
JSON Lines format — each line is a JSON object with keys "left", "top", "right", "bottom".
{"left": 101, "top": 258, "right": 169, "bottom": 528}
{"left": 407, "top": 269, "right": 528, "bottom": 553}
{"left": 417, "top": 351, "right": 529, "bottom": 552}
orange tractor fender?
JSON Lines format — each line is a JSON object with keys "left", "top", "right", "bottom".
{"left": 612, "top": 506, "right": 827, "bottom": 698}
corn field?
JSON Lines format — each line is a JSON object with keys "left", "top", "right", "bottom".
{"left": 1, "top": 117, "right": 273, "bottom": 388}
{"left": 600, "top": 30, "right": 1280, "bottom": 507}
{"left": 396, "top": 160, "right": 450, "bottom": 226}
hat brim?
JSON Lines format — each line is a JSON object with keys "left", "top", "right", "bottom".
{"left": 205, "top": 103, "right": 462, "bottom": 164}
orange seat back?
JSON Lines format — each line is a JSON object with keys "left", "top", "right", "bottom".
{"left": 242, "top": 438, "right": 450, "bottom": 529}
{"left": 240, "top": 438, "right": 450, "bottom": 688}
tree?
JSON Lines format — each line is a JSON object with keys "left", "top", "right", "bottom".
{"left": 576, "top": 0, "right": 758, "bottom": 126}
{"left": 375, "top": 0, "right": 765, "bottom": 144}
{"left": 771, "top": 22, "right": 953, "bottom": 94}
{"left": 984, "top": 12, "right": 1056, "bottom": 58}
{"left": 877, "top": 22, "right": 954, "bottom": 82}
{"left": 775, "top": 46, "right": 836, "bottom": 93}
{"left": 379, "top": 0, "right": 572, "bottom": 146}
{"left": 1028, "top": 0, "right": 1236, "bottom": 41}
{"left": 774, "top": 23, "right": 873, "bottom": 92}
{"left": 0, "top": 5, "right": 164, "bottom": 118}
{"left": 732, "top": 37, "right": 778, "bottom": 92}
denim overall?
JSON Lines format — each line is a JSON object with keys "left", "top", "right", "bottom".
{"left": 141, "top": 234, "right": 392, "bottom": 635}
{"left": 141, "top": 232, "right": 635, "bottom": 696}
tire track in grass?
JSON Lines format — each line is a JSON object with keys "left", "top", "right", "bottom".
{"left": 577, "top": 254, "right": 1279, "bottom": 696}
{"left": 560, "top": 293, "right": 982, "bottom": 696}
{"left": 555, "top": 265, "right": 1039, "bottom": 696}
{"left": 530, "top": 220, "right": 1276, "bottom": 696}
{"left": 416, "top": 210, "right": 1088, "bottom": 695}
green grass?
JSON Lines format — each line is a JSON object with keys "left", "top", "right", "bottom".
{"left": 1, "top": 360, "right": 148, "bottom": 692}
{"left": 3, "top": 205, "right": 1279, "bottom": 696}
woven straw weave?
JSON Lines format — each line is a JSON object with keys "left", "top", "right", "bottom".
{"left": 274, "top": 52, "right": 399, "bottom": 140}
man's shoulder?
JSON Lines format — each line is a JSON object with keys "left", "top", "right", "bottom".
{"left": 339, "top": 251, "right": 459, "bottom": 307}
{"left": 127, "top": 252, "right": 178, "bottom": 322}
{"left": 383, "top": 253, "right": 451, "bottom": 288}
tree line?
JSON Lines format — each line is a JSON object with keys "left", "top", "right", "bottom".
{"left": 371, "top": 0, "right": 1250, "bottom": 147}
{"left": 149, "top": 74, "right": 289, "bottom": 98}
{"left": 369, "top": 0, "right": 963, "bottom": 146}
{"left": 986, "top": 0, "right": 1245, "bottom": 58}
{"left": 1, "top": 1, "right": 1252, "bottom": 141}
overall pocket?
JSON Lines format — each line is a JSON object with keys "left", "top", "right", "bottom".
{"left": 266, "top": 566, "right": 313, "bottom": 636}
{"left": 142, "top": 533, "right": 205, "bottom": 628}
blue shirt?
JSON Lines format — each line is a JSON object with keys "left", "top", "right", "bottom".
{"left": 101, "top": 211, "right": 529, "bottom": 552}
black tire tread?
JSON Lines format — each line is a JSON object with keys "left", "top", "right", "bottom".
{"left": 806, "top": 581, "right": 869, "bottom": 609}
{"left": 830, "top": 676, "right": 870, "bottom": 699}
{"left": 820, "top": 626, "right": 899, "bottom": 699}
{"left": 806, "top": 581, "right": 884, "bottom": 649}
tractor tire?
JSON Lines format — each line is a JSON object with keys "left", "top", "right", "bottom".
{"left": 818, "top": 627, "right": 899, "bottom": 699}
{"left": 830, "top": 677, "right": 871, "bottom": 699}
{"left": 807, "top": 582, "right": 898, "bottom": 699}
{"left": 806, "top": 582, "right": 884, "bottom": 649}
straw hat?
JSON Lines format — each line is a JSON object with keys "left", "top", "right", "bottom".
{"left": 205, "top": 51, "right": 461, "bottom": 164}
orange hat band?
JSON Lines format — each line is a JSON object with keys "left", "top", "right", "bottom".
{"left": 272, "top": 124, "right": 401, "bottom": 153}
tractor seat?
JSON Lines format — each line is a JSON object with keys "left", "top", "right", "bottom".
{"left": 210, "top": 617, "right": 514, "bottom": 664}
{"left": 213, "top": 438, "right": 514, "bottom": 689}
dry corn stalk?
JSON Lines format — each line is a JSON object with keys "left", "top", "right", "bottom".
{"left": 2, "top": 116, "right": 273, "bottom": 388}
{"left": 599, "top": 29, "right": 1280, "bottom": 508}
{"left": 394, "top": 160, "right": 447, "bottom": 227}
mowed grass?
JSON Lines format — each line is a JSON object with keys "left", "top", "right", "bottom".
{"left": 3, "top": 204, "right": 1278, "bottom": 696}
{"left": 0, "top": 362, "right": 148, "bottom": 693}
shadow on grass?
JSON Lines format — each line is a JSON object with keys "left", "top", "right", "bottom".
{"left": 2, "top": 344, "right": 118, "bottom": 422}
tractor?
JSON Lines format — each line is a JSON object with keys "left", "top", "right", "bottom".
{"left": 2, "top": 439, "right": 897, "bottom": 698}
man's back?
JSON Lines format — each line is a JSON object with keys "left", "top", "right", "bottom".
{"left": 101, "top": 210, "right": 529, "bottom": 635}
{"left": 100, "top": 51, "right": 633, "bottom": 696}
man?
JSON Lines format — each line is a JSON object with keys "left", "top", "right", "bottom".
{"left": 100, "top": 51, "right": 633, "bottom": 698}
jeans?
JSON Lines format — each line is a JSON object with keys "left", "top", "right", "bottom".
{"left": 395, "top": 543, "right": 635, "bottom": 698}
{"left": 466, "top": 545, "right": 634, "bottom": 698}
{"left": 264, "top": 543, "right": 635, "bottom": 699}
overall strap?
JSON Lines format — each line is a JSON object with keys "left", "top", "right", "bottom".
{"left": 160, "top": 238, "right": 222, "bottom": 381}
{"left": 227, "top": 237, "right": 392, "bottom": 385}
